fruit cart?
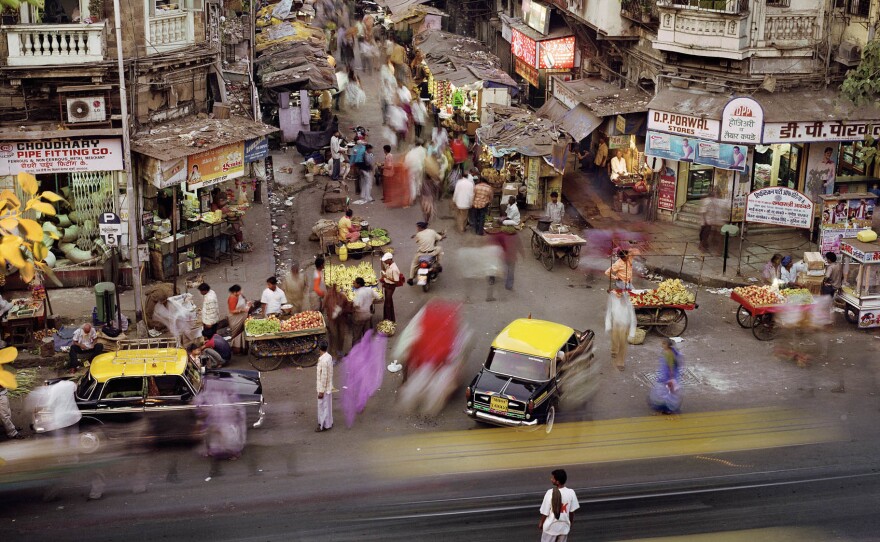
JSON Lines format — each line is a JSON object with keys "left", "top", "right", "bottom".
{"left": 244, "top": 311, "right": 327, "bottom": 371}
{"left": 529, "top": 226, "right": 587, "bottom": 271}
{"left": 730, "top": 286, "right": 815, "bottom": 341}
{"left": 630, "top": 280, "right": 698, "bottom": 337}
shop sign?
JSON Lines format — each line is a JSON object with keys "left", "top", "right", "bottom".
{"left": 186, "top": 142, "right": 245, "bottom": 190}
{"left": 511, "top": 28, "right": 537, "bottom": 68}
{"left": 694, "top": 140, "right": 747, "bottom": 172}
{"left": 821, "top": 197, "right": 875, "bottom": 229}
{"left": 608, "top": 135, "right": 629, "bottom": 149}
{"left": 0, "top": 138, "right": 123, "bottom": 176}
{"left": 648, "top": 109, "right": 720, "bottom": 141}
{"left": 244, "top": 136, "right": 269, "bottom": 163}
{"left": 841, "top": 241, "right": 880, "bottom": 262}
{"left": 553, "top": 80, "right": 579, "bottom": 110}
{"left": 615, "top": 115, "right": 626, "bottom": 134}
{"left": 745, "top": 186, "right": 814, "bottom": 229}
{"left": 720, "top": 97, "right": 763, "bottom": 144}
{"left": 762, "top": 120, "right": 880, "bottom": 144}
{"left": 537, "top": 36, "right": 575, "bottom": 70}
{"left": 657, "top": 166, "right": 677, "bottom": 212}
{"left": 645, "top": 131, "right": 696, "bottom": 162}
{"left": 820, "top": 227, "right": 864, "bottom": 254}
{"left": 515, "top": 58, "right": 539, "bottom": 87}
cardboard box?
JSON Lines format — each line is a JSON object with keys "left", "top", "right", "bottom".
{"left": 798, "top": 272, "right": 823, "bottom": 295}
{"left": 804, "top": 252, "right": 825, "bottom": 271}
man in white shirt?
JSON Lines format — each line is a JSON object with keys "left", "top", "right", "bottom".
{"left": 779, "top": 256, "right": 807, "bottom": 288}
{"left": 315, "top": 341, "right": 334, "bottom": 432}
{"left": 545, "top": 191, "right": 565, "bottom": 224}
{"left": 260, "top": 276, "right": 288, "bottom": 316}
{"left": 610, "top": 149, "right": 628, "bottom": 180}
{"left": 408, "top": 222, "right": 443, "bottom": 283}
{"left": 503, "top": 196, "right": 521, "bottom": 226}
{"left": 351, "top": 277, "right": 379, "bottom": 344}
{"left": 539, "top": 469, "right": 580, "bottom": 542}
{"left": 330, "top": 130, "right": 343, "bottom": 180}
{"left": 452, "top": 171, "right": 475, "bottom": 233}
{"left": 67, "top": 323, "right": 103, "bottom": 371}
{"left": 198, "top": 282, "right": 220, "bottom": 337}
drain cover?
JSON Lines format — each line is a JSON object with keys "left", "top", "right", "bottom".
{"left": 637, "top": 367, "right": 702, "bottom": 388}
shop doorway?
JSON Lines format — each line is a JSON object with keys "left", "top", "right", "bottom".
{"left": 686, "top": 164, "right": 714, "bottom": 200}
{"left": 751, "top": 143, "right": 803, "bottom": 190}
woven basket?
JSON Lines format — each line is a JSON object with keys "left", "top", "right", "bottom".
{"left": 628, "top": 328, "right": 647, "bottom": 345}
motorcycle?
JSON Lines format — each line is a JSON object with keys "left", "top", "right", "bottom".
{"left": 351, "top": 125, "right": 368, "bottom": 142}
{"left": 416, "top": 255, "right": 442, "bottom": 292}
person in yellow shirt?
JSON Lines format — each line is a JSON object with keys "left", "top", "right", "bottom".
{"left": 338, "top": 209, "right": 356, "bottom": 243}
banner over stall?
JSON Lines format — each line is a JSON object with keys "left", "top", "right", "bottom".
{"left": 186, "top": 142, "right": 245, "bottom": 190}
{"left": 0, "top": 138, "right": 124, "bottom": 175}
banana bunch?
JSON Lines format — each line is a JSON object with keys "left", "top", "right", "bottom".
{"left": 633, "top": 279, "right": 695, "bottom": 307}
{"left": 325, "top": 262, "right": 379, "bottom": 288}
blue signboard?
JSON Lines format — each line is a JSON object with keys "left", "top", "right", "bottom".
{"left": 244, "top": 136, "right": 269, "bottom": 163}
{"left": 645, "top": 131, "right": 746, "bottom": 172}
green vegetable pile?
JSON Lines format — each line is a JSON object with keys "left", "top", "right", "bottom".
{"left": 369, "top": 228, "right": 387, "bottom": 237}
{"left": 501, "top": 226, "right": 517, "bottom": 234}
{"left": 245, "top": 318, "right": 281, "bottom": 335}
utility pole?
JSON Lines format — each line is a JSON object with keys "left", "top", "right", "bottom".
{"left": 112, "top": 0, "right": 145, "bottom": 333}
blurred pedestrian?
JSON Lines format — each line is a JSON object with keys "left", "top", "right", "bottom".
{"left": 405, "top": 141, "right": 427, "bottom": 205}
{"left": 360, "top": 144, "right": 375, "bottom": 203}
{"left": 605, "top": 289, "right": 636, "bottom": 371}
{"left": 605, "top": 249, "right": 633, "bottom": 290}
{"left": 472, "top": 176, "right": 493, "bottom": 236}
{"left": 411, "top": 98, "right": 427, "bottom": 139}
{"left": 351, "top": 277, "right": 379, "bottom": 345}
{"left": 1, "top": 385, "right": 23, "bottom": 440}
{"left": 323, "top": 286, "right": 349, "bottom": 359}
{"left": 649, "top": 339, "right": 683, "bottom": 414}
{"left": 453, "top": 168, "right": 475, "bottom": 233}
{"left": 315, "top": 341, "right": 334, "bottom": 432}
{"left": 380, "top": 252, "right": 402, "bottom": 322}
{"left": 198, "top": 283, "right": 220, "bottom": 337}
{"left": 333, "top": 68, "right": 348, "bottom": 110}
{"left": 341, "top": 330, "right": 386, "bottom": 427}
{"left": 539, "top": 469, "right": 580, "bottom": 542}
{"left": 197, "top": 380, "right": 246, "bottom": 477}
{"left": 227, "top": 285, "right": 251, "bottom": 354}
{"left": 699, "top": 188, "right": 728, "bottom": 254}
{"left": 489, "top": 231, "right": 523, "bottom": 291}
{"left": 280, "top": 265, "right": 308, "bottom": 314}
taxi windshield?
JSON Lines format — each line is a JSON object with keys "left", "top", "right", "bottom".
{"left": 485, "top": 349, "right": 550, "bottom": 381}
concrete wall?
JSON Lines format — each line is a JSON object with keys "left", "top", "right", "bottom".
{"left": 569, "top": 0, "right": 636, "bottom": 38}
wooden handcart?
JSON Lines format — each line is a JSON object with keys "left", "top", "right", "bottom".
{"left": 730, "top": 291, "right": 813, "bottom": 342}
{"left": 529, "top": 227, "right": 587, "bottom": 271}
{"left": 633, "top": 302, "right": 696, "bottom": 337}
{"left": 244, "top": 313, "right": 328, "bottom": 371}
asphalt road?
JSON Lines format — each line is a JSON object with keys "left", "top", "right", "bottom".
{"left": 3, "top": 67, "right": 880, "bottom": 540}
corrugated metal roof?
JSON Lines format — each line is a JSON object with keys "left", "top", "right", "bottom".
{"left": 131, "top": 116, "right": 277, "bottom": 161}
{"left": 413, "top": 30, "right": 517, "bottom": 88}
{"left": 556, "top": 78, "right": 651, "bottom": 117}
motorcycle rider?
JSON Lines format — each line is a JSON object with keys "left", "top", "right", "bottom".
{"left": 408, "top": 221, "right": 443, "bottom": 285}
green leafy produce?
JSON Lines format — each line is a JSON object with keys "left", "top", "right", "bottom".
{"left": 369, "top": 228, "right": 387, "bottom": 237}
{"left": 245, "top": 318, "right": 281, "bottom": 335}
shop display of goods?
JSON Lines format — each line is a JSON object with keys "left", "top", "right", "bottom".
{"left": 376, "top": 320, "right": 396, "bottom": 336}
{"left": 199, "top": 212, "right": 222, "bottom": 224}
{"left": 347, "top": 241, "right": 367, "bottom": 250}
{"left": 781, "top": 288, "right": 814, "bottom": 305}
{"left": 325, "top": 262, "right": 379, "bottom": 288}
{"left": 32, "top": 328, "right": 58, "bottom": 342}
{"left": 631, "top": 279, "right": 696, "bottom": 306}
{"left": 733, "top": 286, "right": 783, "bottom": 307}
{"left": 369, "top": 238, "right": 390, "bottom": 247}
{"left": 369, "top": 228, "right": 387, "bottom": 237}
{"left": 279, "top": 311, "right": 324, "bottom": 332}
{"left": 245, "top": 316, "right": 282, "bottom": 336}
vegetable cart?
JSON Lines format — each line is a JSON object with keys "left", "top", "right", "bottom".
{"left": 730, "top": 289, "right": 814, "bottom": 341}
{"left": 529, "top": 226, "right": 587, "bottom": 271}
{"left": 244, "top": 312, "right": 328, "bottom": 371}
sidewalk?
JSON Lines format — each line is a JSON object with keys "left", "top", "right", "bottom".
{"left": 561, "top": 166, "right": 815, "bottom": 287}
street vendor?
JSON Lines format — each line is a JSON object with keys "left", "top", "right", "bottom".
{"left": 260, "top": 276, "right": 288, "bottom": 316}
{"left": 610, "top": 149, "right": 628, "bottom": 181}
{"left": 67, "top": 323, "right": 103, "bottom": 373}
{"left": 779, "top": 256, "right": 808, "bottom": 289}
{"left": 503, "top": 196, "right": 521, "bottom": 226}
{"left": 545, "top": 191, "right": 565, "bottom": 224}
{"left": 338, "top": 209, "right": 360, "bottom": 243}
{"left": 605, "top": 249, "right": 634, "bottom": 290}
{"left": 762, "top": 254, "right": 782, "bottom": 284}
{"left": 211, "top": 187, "right": 244, "bottom": 243}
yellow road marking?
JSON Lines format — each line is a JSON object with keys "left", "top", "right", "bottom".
{"left": 370, "top": 407, "right": 847, "bottom": 478}
{"left": 615, "top": 527, "right": 839, "bottom": 542}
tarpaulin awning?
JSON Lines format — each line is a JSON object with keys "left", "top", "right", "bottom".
{"left": 536, "top": 97, "right": 569, "bottom": 124}
{"left": 413, "top": 30, "right": 517, "bottom": 88}
{"left": 476, "top": 105, "right": 563, "bottom": 157}
{"left": 389, "top": 4, "right": 446, "bottom": 23}
{"left": 131, "top": 116, "right": 278, "bottom": 162}
{"left": 647, "top": 88, "right": 729, "bottom": 120}
{"left": 376, "top": 0, "right": 430, "bottom": 14}
{"left": 536, "top": 98, "right": 601, "bottom": 142}
{"left": 555, "top": 78, "right": 651, "bottom": 117}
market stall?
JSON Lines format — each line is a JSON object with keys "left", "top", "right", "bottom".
{"left": 839, "top": 238, "right": 880, "bottom": 328}
{"left": 324, "top": 261, "right": 385, "bottom": 303}
{"left": 244, "top": 310, "right": 327, "bottom": 371}
{"left": 730, "top": 285, "right": 817, "bottom": 341}
{"left": 818, "top": 193, "right": 877, "bottom": 255}
{"left": 630, "top": 279, "right": 697, "bottom": 337}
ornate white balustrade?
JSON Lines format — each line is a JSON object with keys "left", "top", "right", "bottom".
{"left": 763, "top": 13, "right": 817, "bottom": 44}
{"left": 147, "top": 11, "right": 193, "bottom": 53}
{"left": 4, "top": 23, "right": 106, "bottom": 66}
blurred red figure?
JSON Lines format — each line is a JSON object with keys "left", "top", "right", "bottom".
{"left": 382, "top": 160, "right": 411, "bottom": 208}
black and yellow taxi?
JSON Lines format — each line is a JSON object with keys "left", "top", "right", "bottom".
{"left": 465, "top": 318, "right": 594, "bottom": 432}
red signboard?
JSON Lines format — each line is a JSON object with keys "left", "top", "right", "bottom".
{"left": 658, "top": 171, "right": 676, "bottom": 211}
{"left": 511, "top": 27, "right": 537, "bottom": 68}
{"left": 538, "top": 36, "right": 575, "bottom": 69}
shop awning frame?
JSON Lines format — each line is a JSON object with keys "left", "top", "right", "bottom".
{"left": 131, "top": 116, "right": 278, "bottom": 162}
{"left": 555, "top": 78, "right": 652, "bottom": 117}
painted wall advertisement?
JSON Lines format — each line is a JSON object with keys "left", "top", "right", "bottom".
{"left": 537, "top": 36, "right": 575, "bottom": 69}
{"left": 745, "top": 186, "right": 814, "bottom": 229}
{"left": 510, "top": 28, "right": 537, "bottom": 68}
{"left": 694, "top": 140, "right": 747, "bottom": 172}
{"left": 720, "top": 97, "right": 763, "bottom": 144}
{"left": 0, "top": 138, "right": 124, "bottom": 175}
{"left": 657, "top": 166, "right": 677, "bottom": 212}
{"left": 803, "top": 143, "right": 838, "bottom": 202}
{"left": 646, "top": 131, "right": 746, "bottom": 171}
{"left": 244, "top": 136, "right": 269, "bottom": 163}
{"left": 647, "top": 110, "right": 720, "bottom": 141}
{"left": 186, "top": 142, "right": 245, "bottom": 190}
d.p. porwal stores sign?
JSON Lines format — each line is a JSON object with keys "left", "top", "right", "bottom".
{"left": 0, "top": 138, "right": 124, "bottom": 175}
{"left": 745, "top": 186, "right": 814, "bottom": 229}
{"left": 648, "top": 110, "right": 720, "bottom": 141}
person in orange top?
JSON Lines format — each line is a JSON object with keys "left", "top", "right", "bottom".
{"left": 605, "top": 249, "right": 634, "bottom": 290}
{"left": 313, "top": 256, "right": 327, "bottom": 310}
{"left": 226, "top": 284, "right": 251, "bottom": 353}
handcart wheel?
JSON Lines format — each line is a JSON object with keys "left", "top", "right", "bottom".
{"left": 531, "top": 232, "right": 543, "bottom": 259}
{"left": 843, "top": 305, "right": 859, "bottom": 325}
{"left": 293, "top": 351, "right": 320, "bottom": 368}
{"left": 752, "top": 314, "right": 776, "bottom": 341}
{"left": 541, "top": 245, "right": 554, "bottom": 271}
{"left": 566, "top": 245, "right": 581, "bottom": 270}
{"left": 656, "top": 309, "right": 687, "bottom": 338}
{"left": 735, "top": 305, "right": 753, "bottom": 328}
{"left": 250, "top": 355, "right": 284, "bottom": 372}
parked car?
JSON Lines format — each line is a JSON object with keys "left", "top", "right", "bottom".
{"left": 32, "top": 339, "right": 265, "bottom": 453}
{"left": 465, "top": 318, "right": 594, "bottom": 433}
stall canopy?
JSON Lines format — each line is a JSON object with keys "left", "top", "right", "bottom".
{"left": 554, "top": 78, "right": 652, "bottom": 118}
{"left": 131, "top": 116, "right": 277, "bottom": 162}
{"left": 413, "top": 30, "right": 518, "bottom": 89}
{"left": 476, "top": 104, "right": 564, "bottom": 157}
{"left": 536, "top": 97, "right": 601, "bottom": 142}
{"left": 389, "top": 4, "right": 445, "bottom": 24}
{"left": 255, "top": 34, "right": 336, "bottom": 92}
{"left": 375, "top": 0, "right": 431, "bottom": 14}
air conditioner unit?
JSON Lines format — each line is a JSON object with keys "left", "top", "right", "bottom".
{"left": 836, "top": 41, "right": 862, "bottom": 66}
{"left": 66, "top": 96, "right": 106, "bottom": 123}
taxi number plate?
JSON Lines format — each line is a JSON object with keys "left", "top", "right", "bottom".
{"left": 490, "top": 396, "right": 508, "bottom": 413}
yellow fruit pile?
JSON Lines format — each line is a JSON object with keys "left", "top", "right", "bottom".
{"left": 632, "top": 279, "right": 696, "bottom": 306}
{"left": 325, "top": 262, "right": 378, "bottom": 288}
{"left": 781, "top": 288, "right": 814, "bottom": 305}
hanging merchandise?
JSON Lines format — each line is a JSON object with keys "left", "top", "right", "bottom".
{"left": 452, "top": 89, "right": 465, "bottom": 108}
{"left": 70, "top": 171, "right": 117, "bottom": 251}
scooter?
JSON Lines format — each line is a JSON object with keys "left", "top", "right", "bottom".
{"left": 416, "top": 255, "right": 442, "bottom": 292}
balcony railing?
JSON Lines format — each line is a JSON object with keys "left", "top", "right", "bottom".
{"left": 3, "top": 23, "right": 106, "bottom": 66}
{"left": 657, "top": 0, "right": 749, "bottom": 14}
{"left": 147, "top": 11, "right": 193, "bottom": 53}
{"left": 764, "top": 13, "right": 817, "bottom": 43}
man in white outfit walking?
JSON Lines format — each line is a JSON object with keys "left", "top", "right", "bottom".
{"left": 315, "top": 341, "right": 334, "bottom": 432}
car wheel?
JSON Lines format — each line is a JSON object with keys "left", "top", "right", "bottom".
{"left": 544, "top": 404, "right": 556, "bottom": 434}
{"left": 79, "top": 427, "right": 105, "bottom": 454}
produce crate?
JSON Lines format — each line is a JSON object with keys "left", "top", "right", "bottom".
{"left": 244, "top": 312, "right": 327, "bottom": 341}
